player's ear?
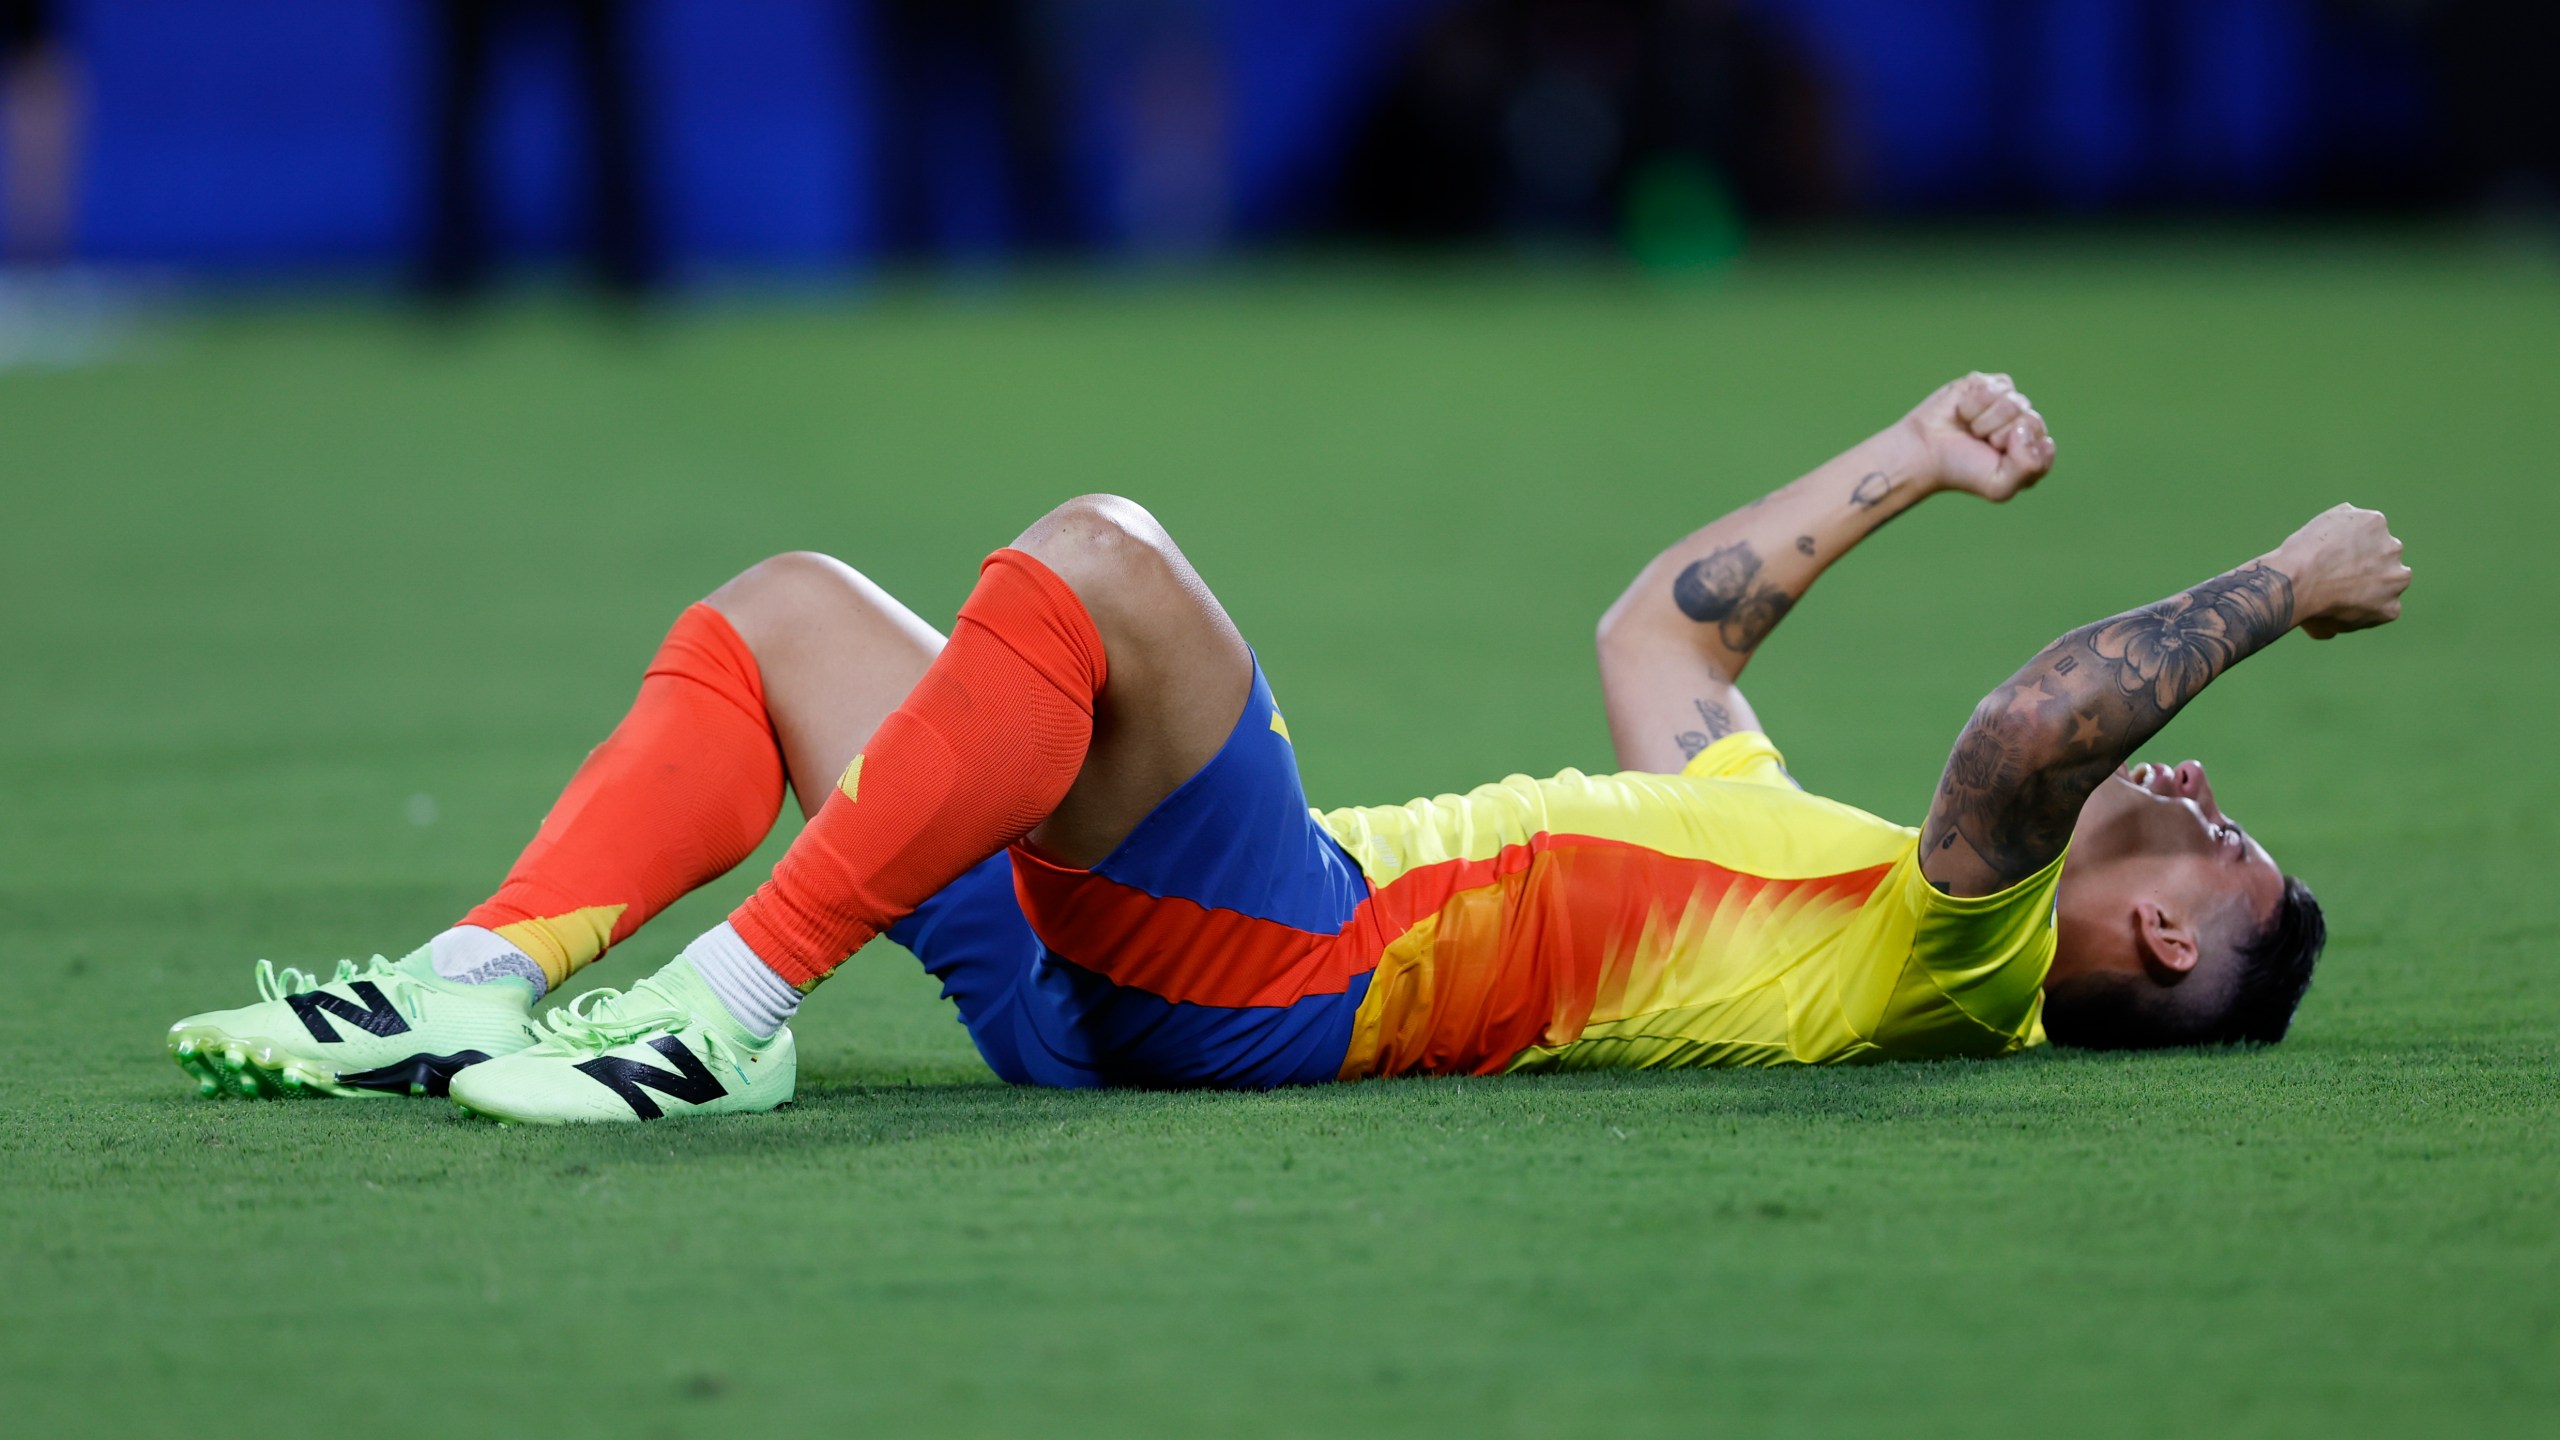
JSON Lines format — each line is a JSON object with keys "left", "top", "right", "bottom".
{"left": 2132, "top": 899, "right": 2201, "bottom": 979}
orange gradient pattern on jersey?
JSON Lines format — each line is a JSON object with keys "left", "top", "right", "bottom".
{"left": 1014, "top": 824, "right": 1896, "bottom": 1081}
{"left": 1337, "top": 837, "right": 1894, "bottom": 1078}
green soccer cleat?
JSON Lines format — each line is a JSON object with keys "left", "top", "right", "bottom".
{"left": 447, "top": 957, "right": 794, "bottom": 1125}
{"left": 167, "top": 947, "right": 541, "bottom": 1100}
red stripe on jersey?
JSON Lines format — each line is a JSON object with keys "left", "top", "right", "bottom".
{"left": 1011, "top": 829, "right": 1892, "bottom": 1072}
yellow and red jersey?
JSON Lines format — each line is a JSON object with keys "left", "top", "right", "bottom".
{"left": 1315, "top": 732, "right": 2060, "bottom": 1078}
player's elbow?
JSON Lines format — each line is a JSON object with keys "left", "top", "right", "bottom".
{"left": 1593, "top": 588, "right": 1658, "bottom": 664}
{"left": 1593, "top": 605, "right": 1642, "bottom": 687}
{"left": 1595, "top": 587, "right": 1734, "bottom": 686}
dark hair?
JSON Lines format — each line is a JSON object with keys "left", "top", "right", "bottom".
{"left": 2043, "top": 875, "right": 2326, "bottom": 1050}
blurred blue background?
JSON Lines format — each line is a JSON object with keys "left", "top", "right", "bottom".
{"left": 2, "top": 1, "right": 2552, "bottom": 283}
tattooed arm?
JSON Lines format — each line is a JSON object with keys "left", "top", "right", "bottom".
{"left": 1920, "top": 504, "right": 2410, "bottom": 895}
{"left": 1599, "top": 373, "right": 2058, "bottom": 772}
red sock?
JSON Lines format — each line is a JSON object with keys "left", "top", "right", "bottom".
{"left": 728, "top": 549, "right": 1107, "bottom": 989}
{"left": 461, "top": 603, "right": 786, "bottom": 988}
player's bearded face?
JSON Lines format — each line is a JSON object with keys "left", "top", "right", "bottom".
{"left": 2066, "top": 759, "right": 2285, "bottom": 920}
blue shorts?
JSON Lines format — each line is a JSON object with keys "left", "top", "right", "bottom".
{"left": 882, "top": 663, "right": 1372, "bottom": 1088}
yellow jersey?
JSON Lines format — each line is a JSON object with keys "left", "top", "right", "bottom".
{"left": 1313, "top": 732, "right": 2059, "bottom": 1077}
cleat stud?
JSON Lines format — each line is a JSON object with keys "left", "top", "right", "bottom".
{"left": 198, "top": 1080, "right": 219, "bottom": 1098}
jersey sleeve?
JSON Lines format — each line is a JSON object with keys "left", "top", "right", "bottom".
{"left": 1676, "top": 732, "right": 1800, "bottom": 789}
{"left": 1865, "top": 846, "right": 2065, "bottom": 1057}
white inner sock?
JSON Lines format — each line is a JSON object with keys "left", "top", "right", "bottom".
{"left": 685, "top": 922, "right": 802, "bottom": 1039}
{"left": 427, "top": 925, "right": 547, "bottom": 999}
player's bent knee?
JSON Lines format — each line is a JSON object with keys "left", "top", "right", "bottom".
{"left": 703, "top": 551, "right": 923, "bottom": 661}
{"left": 1014, "top": 494, "right": 1183, "bottom": 611}
{"left": 707, "top": 551, "right": 854, "bottom": 617}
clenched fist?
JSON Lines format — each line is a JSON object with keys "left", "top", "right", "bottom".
{"left": 1900, "top": 371, "right": 2058, "bottom": 503}
{"left": 2273, "top": 503, "right": 2411, "bottom": 639}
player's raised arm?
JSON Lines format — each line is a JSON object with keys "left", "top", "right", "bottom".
{"left": 1598, "top": 372, "right": 2057, "bottom": 772}
{"left": 1921, "top": 504, "right": 2411, "bottom": 896}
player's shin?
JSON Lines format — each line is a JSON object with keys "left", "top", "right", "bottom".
{"left": 457, "top": 602, "right": 788, "bottom": 994}
{"left": 720, "top": 546, "right": 1108, "bottom": 999}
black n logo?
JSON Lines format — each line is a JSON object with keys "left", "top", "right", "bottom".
{"left": 287, "top": 981, "right": 412, "bottom": 1044}
{"left": 574, "top": 1036, "right": 728, "bottom": 1120}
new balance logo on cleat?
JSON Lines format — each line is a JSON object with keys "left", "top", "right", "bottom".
{"left": 286, "top": 981, "right": 412, "bottom": 1044}
{"left": 574, "top": 1036, "right": 728, "bottom": 1120}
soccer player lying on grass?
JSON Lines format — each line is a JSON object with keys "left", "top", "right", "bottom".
{"left": 168, "top": 373, "right": 2412, "bottom": 1121}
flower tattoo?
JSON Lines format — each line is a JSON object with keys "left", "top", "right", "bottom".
{"left": 2088, "top": 567, "right": 2294, "bottom": 714}
{"left": 2091, "top": 598, "right": 2237, "bottom": 711}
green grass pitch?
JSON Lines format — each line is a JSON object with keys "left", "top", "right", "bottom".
{"left": 3, "top": 238, "right": 2554, "bottom": 1437}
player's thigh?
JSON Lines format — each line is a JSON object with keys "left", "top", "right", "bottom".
{"left": 705, "top": 551, "right": 947, "bottom": 818}
{"left": 1012, "top": 495, "right": 1254, "bottom": 866}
